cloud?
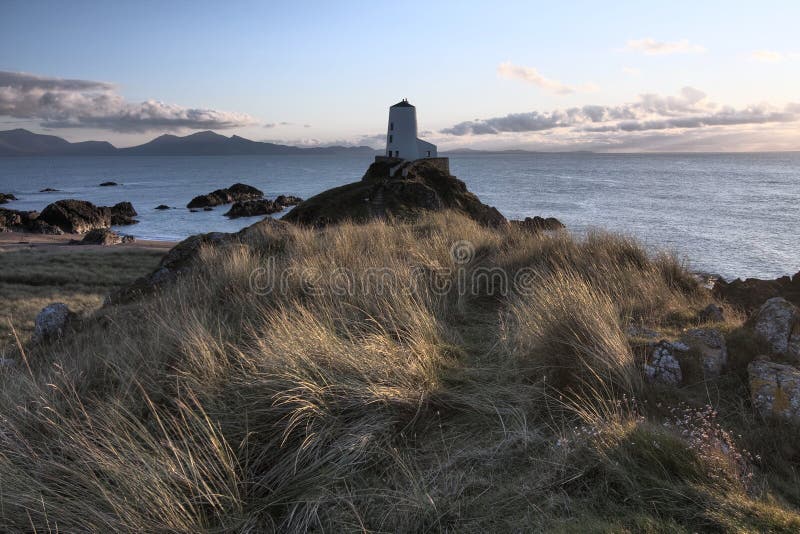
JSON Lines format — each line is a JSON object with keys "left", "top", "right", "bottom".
{"left": 0, "top": 70, "right": 256, "bottom": 132}
{"left": 497, "top": 61, "right": 598, "bottom": 95}
{"left": 264, "top": 121, "right": 294, "bottom": 128}
{"left": 440, "top": 87, "right": 799, "bottom": 137}
{"left": 625, "top": 38, "right": 706, "bottom": 55}
{"left": 750, "top": 50, "right": 784, "bottom": 63}
{"left": 621, "top": 66, "right": 640, "bottom": 76}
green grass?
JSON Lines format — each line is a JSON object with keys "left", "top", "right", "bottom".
{"left": 0, "top": 246, "right": 163, "bottom": 354}
{"left": 0, "top": 212, "right": 798, "bottom": 532}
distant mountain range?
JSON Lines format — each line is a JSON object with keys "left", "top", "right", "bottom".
{"left": 0, "top": 129, "right": 380, "bottom": 157}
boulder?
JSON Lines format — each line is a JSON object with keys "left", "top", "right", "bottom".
{"left": 224, "top": 199, "right": 281, "bottom": 218}
{"left": 79, "top": 228, "right": 134, "bottom": 246}
{"left": 748, "top": 359, "right": 800, "bottom": 423}
{"left": 283, "top": 159, "right": 506, "bottom": 228}
{"left": 644, "top": 340, "right": 685, "bottom": 385}
{"left": 753, "top": 297, "right": 800, "bottom": 362}
{"left": 155, "top": 204, "right": 171, "bottom": 210}
{"left": 0, "top": 193, "right": 17, "bottom": 204}
{"left": 109, "top": 201, "right": 138, "bottom": 225}
{"left": 32, "top": 303, "right": 76, "bottom": 342}
{"left": 187, "top": 183, "right": 264, "bottom": 208}
{"left": 681, "top": 328, "right": 728, "bottom": 378}
{"left": 99, "top": 181, "right": 119, "bottom": 186}
{"left": 275, "top": 195, "right": 303, "bottom": 207}
{"left": 39, "top": 188, "right": 59, "bottom": 192}
{"left": 511, "top": 216, "right": 565, "bottom": 232}
{"left": 39, "top": 199, "right": 111, "bottom": 233}
{"left": 698, "top": 303, "right": 725, "bottom": 323}
{"left": 714, "top": 273, "right": 800, "bottom": 315}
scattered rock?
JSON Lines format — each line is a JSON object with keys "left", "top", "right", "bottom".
{"left": 283, "top": 159, "right": 506, "bottom": 228}
{"left": 510, "top": 216, "right": 565, "bottom": 232}
{"left": 190, "top": 209, "right": 199, "bottom": 213}
{"left": 224, "top": 199, "right": 282, "bottom": 218}
{"left": 681, "top": 328, "right": 728, "bottom": 378}
{"left": 32, "top": 303, "right": 76, "bottom": 342}
{"left": 753, "top": 297, "right": 800, "bottom": 362}
{"left": 645, "top": 340, "right": 685, "bottom": 385}
{"left": 26, "top": 218, "right": 64, "bottom": 235}
{"left": 0, "top": 193, "right": 17, "bottom": 204}
{"left": 99, "top": 181, "right": 119, "bottom": 186}
{"left": 698, "top": 303, "right": 725, "bottom": 323}
{"left": 79, "top": 228, "right": 134, "bottom": 245}
{"left": 109, "top": 201, "right": 138, "bottom": 225}
{"left": 748, "top": 359, "right": 800, "bottom": 423}
{"left": 39, "top": 199, "right": 111, "bottom": 233}
{"left": 714, "top": 272, "right": 800, "bottom": 315}
{"left": 155, "top": 204, "right": 171, "bottom": 210}
{"left": 39, "top": 188, "right": 60, "bottom": 192}
{"left": 187, "top": 183, "right": 264, "bottom": 208}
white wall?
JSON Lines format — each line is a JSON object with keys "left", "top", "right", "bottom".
{"left": 417, "top": 139, "right": 437, "bottom": 158}
{"left": 386, "top": 105, "right": 419, "bottom": 160}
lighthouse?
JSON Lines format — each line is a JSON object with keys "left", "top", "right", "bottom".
{"left": 385, "top": 99, "right": 437, "bottom": 160}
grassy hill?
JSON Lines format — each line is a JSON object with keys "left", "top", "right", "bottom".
{"left": 1, "top": 212, "right": 799, "bottom": 532}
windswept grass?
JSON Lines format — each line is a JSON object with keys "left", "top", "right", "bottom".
{"left": 0, "top": 212, "right": 798, "bottom": 532}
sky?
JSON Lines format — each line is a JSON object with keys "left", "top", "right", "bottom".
{"left": 1, "top": 0, "right": 799, "bottom": 152}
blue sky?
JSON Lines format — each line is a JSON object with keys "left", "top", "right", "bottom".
{"left": 2, "top": 0, "right": 799, "bottom": 151}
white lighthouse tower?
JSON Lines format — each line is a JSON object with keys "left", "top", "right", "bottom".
{"left": 385, "top": 99, "right": 437, "bottom": 160}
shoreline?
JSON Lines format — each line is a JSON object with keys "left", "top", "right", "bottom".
{"left": 0, "top": 231, "right": 177, "bottom": 252}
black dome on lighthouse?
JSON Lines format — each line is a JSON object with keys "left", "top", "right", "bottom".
{"left": 391, "top": 99, "right": 414, "bottom": 108}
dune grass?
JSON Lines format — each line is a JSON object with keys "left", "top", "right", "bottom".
{"left": 1, "top": 212, "right": 798, "bottom": 532}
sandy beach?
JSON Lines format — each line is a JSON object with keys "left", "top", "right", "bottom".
{"left": 0, "top": 231, "right": 177, "bottom": 253}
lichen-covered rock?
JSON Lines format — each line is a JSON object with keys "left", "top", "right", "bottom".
{"left": 682, "top": 328, "right": 728, "bottom": 378}
{"left": 753, "top": 297, "right": 800, "bottom": 362}
{"left": 748, "top": 359, "right": 800, "bottom": 423}
{"left": 645, "top": 340, "right": 685, "bottom": 385}
{"left": 32, "top": 303, "right": 75, "bottom": 342}
{"left": 274, "top": 195, "right": 303, "bottom": 207}
{"left": 109, "top": 201, "right": 138, "bottom": 225}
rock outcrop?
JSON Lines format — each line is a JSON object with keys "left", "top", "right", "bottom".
{"left": 0, "top": 193, "right": 17, "bottom": 204}
{"left": 38, "top": 199, "right": 138, "bottom": 233}
{"left": 99, "top": 181, "right": 119, "bottom": 186}
{"left": 32, "top": 303, "right": 76, "bottom": 343}
{"left": 224, "top": 199, "right": 281, "bottom": 218}
{"left": 714, "top": 272, "right": 800, "bottom": 314}
{"left": 645, "top": 340, "right": 686, "bottom": 385}
{"left": 681, "top": 328, "right": 728, "bottom": 378}
{"left": 510, "top": 216, "right": 565, "bottom": 232}
{"left": 753, "top": 297, "right": 800, "bottom": 362}
{"left": 155, "top": 204, "right": 171, "bottom": 210}
{"left": 748, "top": 359, "right": 800, "bottom": 423}
{"left": 79, "top": 228, "right": 134, "bottom": 246}
{"left": 275, "top": 195, "right": 302, "bottom": 207}
{"left": 39, "top": 200, "right": 112, "bottom": 233}
{"left": 0, "top": 208, "right": 63, "bottom": 234}
{"left": 283, "top": 159, "right": 506, "bottom": 227}
{"left": 187, "top": 183, "right": 264, "bottom": 209}
{"left": 109, "top": 201, "right": 138, "bottom": 225}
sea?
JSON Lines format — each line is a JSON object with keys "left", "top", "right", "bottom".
{"left": 0, "top": 152, "right": 798, "bottom": 280}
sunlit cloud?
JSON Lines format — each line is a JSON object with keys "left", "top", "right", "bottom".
{"left": 0, "top": 70, "right": 257, "bottom": 132}
{"left": 622, "top": 66, "right": 640, "bottom": 76}
{"left": 497, "top": 61, "right": 598, "bottom": 95}
{"left": 625, "top": 38, "right": 706, "bottom": 55}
